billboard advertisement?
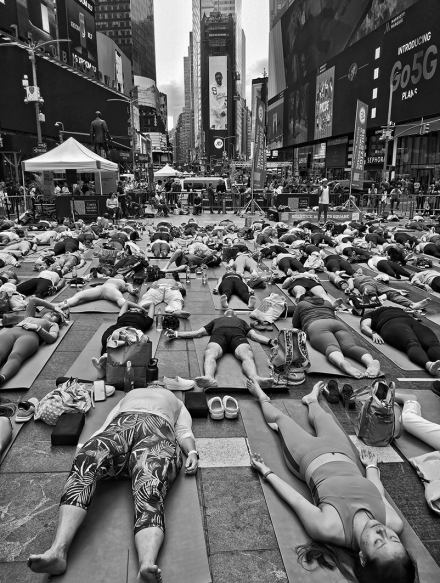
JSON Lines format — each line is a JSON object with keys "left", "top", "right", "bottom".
{"left": 267, "top": 96, "right": 284, "bottom": 149}
{"left": 377, "top": 0, "right": 440, "bottom": 124}
{"left": 0, "top": 0, "right": 57, "bottom": 45}
{"left": 351, "top": 100, "right": 368, "bottom": 189}
{"left": 209, "top": 55, "right": 228, "bottom": 130}
{"left": 284, "top": 81, "right": 312, "bottom": 146}
{"left": 57, "top": 0, "right": 97, "bottom": 75}
{"left": 314, "top": 66, "right": 335, "bottom": 140}
{"left": 253, "top": 97, "right": 267, "bottom": 189}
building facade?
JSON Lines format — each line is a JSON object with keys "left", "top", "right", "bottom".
{"left": 96, "top": 31, "right": 132, "bottom": 95}
{"left": 268, "top": 0, "right": 440, "bottom": 187}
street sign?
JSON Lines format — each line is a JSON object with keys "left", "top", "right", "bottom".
{"left": 32, "top": 143, "right": 47, "bottom": 154}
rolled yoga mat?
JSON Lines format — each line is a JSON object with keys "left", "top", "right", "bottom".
{"left": 44, "top": 394, "right": 211, "bottom": 583}
{"left": 65, "top": 323, "right": 162, "bottom": 382}
{"left": 0, "top": 321, "right": 73, "bottom": 391}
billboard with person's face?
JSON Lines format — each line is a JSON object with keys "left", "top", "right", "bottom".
{"left": 209, "top": 55, "right": 228, "bottom": 131}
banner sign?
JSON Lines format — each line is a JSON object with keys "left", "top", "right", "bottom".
{"left": 253, "top": 97, "right": 267, "bottom": 189}
{"left": 351, "top": 100, "right": 368, "bottom": 189}
{"left": 314, "top": 66, "right": 335, "bottom": 139}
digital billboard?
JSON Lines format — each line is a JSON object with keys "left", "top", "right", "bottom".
{"left": 267, "top": 96, "right": 284, "bottom": 149}
{"left": 57, "top": 0, "right": 97, "bottom": 75}
{"left": 314, "top": 66, "right": 335, "bottom": 140}
{"left": 284, "top": 82, "right": 312, "bottom": 147}
{"left": 209, "top": 56, "right": 228, "bottom": 131}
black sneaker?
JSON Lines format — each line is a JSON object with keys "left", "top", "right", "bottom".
{"left": 341, "top": 383, "right": 356, "bottom": 409}
{"left": 323, "top": 379, "right": 339, "bottom": 404}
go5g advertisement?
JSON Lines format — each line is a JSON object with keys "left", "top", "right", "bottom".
{"left": 379, "top": 0, "right": 440, "bottom": 123}
{"left": 209, "top": 56, "right": 228, "bottom": 131}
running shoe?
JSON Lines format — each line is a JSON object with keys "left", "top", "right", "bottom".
{"left": 323, "top": 380, "right": 340, "bottom": 404}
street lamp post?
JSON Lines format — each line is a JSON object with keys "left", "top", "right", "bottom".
{"left": 0, "top": 38, "right": 71, "bottom": 147}
{"left": 382, "top": 74, "right": 397, "bottom": 183}
{"left": 107, "top": 89, "right": 137, "bottom": 173}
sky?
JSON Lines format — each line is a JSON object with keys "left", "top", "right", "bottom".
{"left": 154, "top": 0, "right": 269, "bottom": 129}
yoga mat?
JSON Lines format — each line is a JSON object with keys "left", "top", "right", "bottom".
{"left": 394, "top": 389, "right": 440, "bottom": 460}
{"left": 337, "top": 311, "right": 429, "bottom": 374}
{"left": 65, "top": 323, "right": 161, "bottom": 382}
{"left": 240, "top": 399, "right": 349, "bottom": 583}
{"left": 0, "top": 416, "right": 24, "bottom": 466}
{"left": 274, "top": 318, "right": 368, "bottom": 377}
{"left": 208, "top": 280, "right": 251, "bottom": 310}
{"left": 191, "top": 314, "right": 275, "bottom": 391}
{"left": 49, "top": 395, "right": 210, "bottom": 583}
{"left": 0, "top": 321, "right": 73, "bottom": 391}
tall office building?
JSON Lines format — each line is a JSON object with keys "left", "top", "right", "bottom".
{"left": 192, "top": 0, "right": 245, "bottom": 160}
{"left": 95, "top": 0, "right": 156, "bottom": 82}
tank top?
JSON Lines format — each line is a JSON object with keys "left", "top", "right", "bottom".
{"left": 309, "top": 460, "right": 386, "bottom": 550}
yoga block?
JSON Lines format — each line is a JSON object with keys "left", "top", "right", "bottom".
{"left": 185, "top": 393, "right": 208, "bottom": 417}
{"left": 51, "top": 412, "right": 85, "bottom": 446}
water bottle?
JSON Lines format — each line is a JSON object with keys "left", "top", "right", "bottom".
{"left": 146, "top": 358, "right": 159, "bottom": 383}
{"left": 201, "top": 264, "right": 208, "bottom": 285}
{"left": 123, "top": 361, "right": 135, "bottom": 392}
{"left": 156, "top": 307, "right": 163, "bottom": 331}
{"left": 72, "top": 266, "right": 77, "bottom": 279}
{"left": 185, "top": 266, "right": 191, "bottom": 285}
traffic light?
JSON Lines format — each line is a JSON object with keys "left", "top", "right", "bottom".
{"left": 420, "top": 123, "right": 430, "bottom": 134}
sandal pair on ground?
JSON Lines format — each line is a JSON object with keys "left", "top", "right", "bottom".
{"left": 208, "top": 395, "right": 239, "bottom": 420}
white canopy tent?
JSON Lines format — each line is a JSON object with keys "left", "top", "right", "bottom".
{"left": 153, "top": 164, "right": 181, "bottom": 178}
{"left": 22, "top": 137, "right": 118, "bottom": 173}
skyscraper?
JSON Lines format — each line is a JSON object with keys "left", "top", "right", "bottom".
{"left": 192, "top": 0, "right": 245, "bottom": 160}
{"left": 95, "top": 0, "right": 156, "bottom": 82}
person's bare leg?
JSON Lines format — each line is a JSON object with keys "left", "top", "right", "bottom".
{"left": 135, "top": 527, "right": 164, "bottom": 583}
{"left": 246, "top": 378, "right": 279, "bottom": 430}
{"left": 327, "top": 350, "right": 364, "bottom": 378}
{"left": 196, "top": 343, "right": 222, "bottom": 388}
{"left": 361, "top": 353, "right": 382, "bottom": 378}
{"left": 312, "top": 286, "right": 342, "bottom": 307}
{"left": 28, "top": 505, "right": 87, "bottom": 575}
{"left": 61, "top": 287, "right": 100, "bottom": 308}
{"left": 235, "top": 343, "right": 273, "bottom": 388}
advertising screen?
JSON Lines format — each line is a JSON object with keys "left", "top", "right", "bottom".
{"left": 314, "top": 66, "right": 335, "bottom": 140}
{"left": 377, "top": 0, "right": 440, "bottom": 124}
{"left": 284, "top": 81, "right": 312, "bottom": 146}
{"left": 267, "top": 96, "right": 284, "bottom": 149}
{"left": 64, "top": 0, "right": 97, "bottom": 75}
{"left": 209, "top": 56, "right": 228, "bottom": 131}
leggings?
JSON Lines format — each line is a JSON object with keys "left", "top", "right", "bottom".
{"left": 218, "top": 275, "right": 250, "bottom": 303}
{"left": 262, "top": 399, "right": 357, "bottom": 478}
{"left": 377, "top": 260, "right": 410, "bottom": 279}
{"left": 402, "top": 401, "right": 440, "bottom": 451}
{"left": 16, "top": 277, "right": 52, "bottom": 298}
{"left": 379, "top": 318, "right": 440, "bottom": 368}
{"left": 60, "top": 412, "right": 182, "bottom": 534}
{"left": 306, "top": 318, "right": 369, "bottom": 362}
{"left": 278, "top": 256, "right": 305, "bottom": 274}
{"left": 0, "top": 327, "right": 40, "bottom": 380}
{"left": 324, "top": 256, "right": 354, "bottom": 275}
{"left": 423, "top": 243, "right": 440, "bottom": 258}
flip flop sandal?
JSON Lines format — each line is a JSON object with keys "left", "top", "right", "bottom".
{"left": 208, "top": 396, "right": 225, "bottom": 420}
{"left": 222, "top": 395, "right": 239, "bottom": 419}
{"left": 15, "top": 398, "right": 39, "bottom": 423}
{"left": 322, "top": 380, "right": 340, "bottom": 404}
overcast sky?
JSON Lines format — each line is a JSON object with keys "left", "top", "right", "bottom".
{"left": 154, "top": 0, "right": 269, "bottom": 129}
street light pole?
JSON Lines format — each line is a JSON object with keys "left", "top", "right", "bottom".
{"left": 28, "top": 51, "right": 42, "bottom": 143}
{"left": 107, "top": 88, "right": 138, "bottom": 174}
{"left": 382, "top": 75, "right": 396, "bottom": 183}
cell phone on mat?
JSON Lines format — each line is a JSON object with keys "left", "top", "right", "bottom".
{"left": 374, "top": 382, "right": 388, "bottom": 401}
{"left": 93, "top": 380, "right": 106, "bottom": 402}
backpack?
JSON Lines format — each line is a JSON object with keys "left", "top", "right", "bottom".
{"left": 146, "top": 265, "right": 165, "bottom": 282}
{"left": 416, "top": 257, "right": 433, "bottom": 269}
{"left": 355, "top": 381, "right": 402, "bottom": 447}
{"left": 269, "top": 328, "right": 310, "bottom": 381}
{"left": 163, "top": 314, "right": 180, "bottom": 330}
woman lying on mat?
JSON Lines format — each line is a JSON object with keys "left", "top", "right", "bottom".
{"left": 57, "top": 274, "right": 135, "bottom": 311}
{"left": 28, "top": 387, "right": 199, "bottom": 582}
{"left": 282, "top": 272, "right": 341, "bottom": 306}
{"left": 0, "top": 296, "right": 66, "bottom": 386}
{"left": 292, "top": 296, "right": 381, "bottom": 378}
{"left": 91, "top": 300, "right": 155, "bottom": 377}
{"left": 247, "top": 380, "right": 415, "bottom": 583}
{"left": 212, "top": 267, "right": 257, "bottom": 310}
{"left": 360, "top": 306, "right": 440, "bottom": 376}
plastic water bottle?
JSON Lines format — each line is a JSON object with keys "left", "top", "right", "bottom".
{"left": 124, "top": 361, "right": 135, "bottom": 392}
{"left": 201, "top": 265, "right": 208, "bottom": 285}
{"left": 185, "top": 266, "right": 191, "bottom": 285}
{"left": 156, "top": 308, "right": 163, "bottom": 331}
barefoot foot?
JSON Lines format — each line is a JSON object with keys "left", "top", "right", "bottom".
{"left": 91, "top": 356, "right": 106, "bottom": 379}
{"left": 365, "top": 359, "right": 381, "bottom": 378}
{"left": 302, "top": 381, "right": 325, "bottom": 405}
{"left": 28, "top": 549, "right": 67, "bottom": 575}
{"left": 138, "top": 563, "right": 162, "bottom": 582}
{"left": 195, "top": 376, "right": 218, "bottom": 389}
{"left": 413, "top": 298, "right": 429, "bottom": 310}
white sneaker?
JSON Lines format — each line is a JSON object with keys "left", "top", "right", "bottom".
{"left": 163, "top": 376, "right": 195, "bottom": 391}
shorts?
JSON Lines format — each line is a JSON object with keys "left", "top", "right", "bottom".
{"left": 209, "top": 330, "right": 249, "bottom": 353}
{"left": 288, "top": 278, "right": 319, "bottom": 291}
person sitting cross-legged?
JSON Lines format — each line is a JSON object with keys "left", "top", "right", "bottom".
{"left": 165, "top": 309, "right": 277, "bottom": 389}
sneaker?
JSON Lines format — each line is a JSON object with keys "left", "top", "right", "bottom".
{"left": 248, "top": 295, "right": 257, "bottom": 309}
{"left": 340, "top": 384, "right": 356, "bottom": 410}
{"left": 163, "top": 376, "right": 195, "bottom": 391}
{"left": 15, "top": 398, "right": 39, "bottom": 423}
{"left": 427, "top": 360, "right": 440, "bottom": 377}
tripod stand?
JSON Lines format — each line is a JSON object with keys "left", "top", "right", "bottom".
{"left": 241, "top": 194, "right": 265, "bottom": 216}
